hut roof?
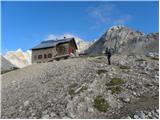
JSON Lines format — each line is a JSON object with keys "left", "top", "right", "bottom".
{"left": 31, "top": 37, "right": 77, "bottom": 50}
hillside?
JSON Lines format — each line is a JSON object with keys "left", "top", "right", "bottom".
{"left": 1, "top": 53, "right": 159, "bottom": 119}
{"left": 86, "top": 25, "right": 159, "bottom": 55}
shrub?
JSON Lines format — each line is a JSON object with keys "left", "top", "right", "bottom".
{"left": 150, "top": 57, "right": 159, "bottom": 61}
{"left": 1, "top": 67, "right": 19, "bottom": 74}
{"left": 108, "top": 86, "right": 123, "bottom": 94}
{"left": 135, "top": 59, "right": 146, "bottom": 62}
{"left": 119, "top": 65, "right": 130, "bottom": 69}
{"left": 106, "top": 78, "right": 124, "bottom": 86}
{"left": 96, "top": 69, "right": 107, "bottom": 75}
{"left": 68, "top": 89, "right": 75, "bottom": 96}
{"left": 93, "top": 96, "right": 109, "bottom": 112}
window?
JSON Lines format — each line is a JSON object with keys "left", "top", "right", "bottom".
{"left": 44, "top": 54, "right": 47, "bottom": 59}
{"left": 34, "top": 55, "right": 37, "bottom": 60}
{"left": 38, "top": 55, "right": 42, "bottom": 59}
{"left": 48, "top": 53, "right": 52, "bottom": 58}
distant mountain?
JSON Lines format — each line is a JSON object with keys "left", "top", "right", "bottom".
{"left": 4, "top": 49, "right": 31, "bottom": 68}
{"left": 86, "top": 25, "right": 159, "bottom": 55}
{"left": 0, "top": 56, "right": 17, "bottom": 71}
{"left": 73, "top": 36, "right": 92, "bottom": 53}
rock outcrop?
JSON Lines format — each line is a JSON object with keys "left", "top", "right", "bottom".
{"left": 0, "top": 56, "right": 18, "bottom": 72}
{"left": 86, "top": 25, "right": 159, "bottom": 55}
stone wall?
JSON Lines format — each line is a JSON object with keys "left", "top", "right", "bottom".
{"left": 32, "top": 47, "right": 57, "bottom": 63}
{"left": 31, "top": 40, "right": 78, "bottom": 63}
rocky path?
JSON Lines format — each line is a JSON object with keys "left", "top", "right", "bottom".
{"left": 1, "top": 54, "right": 159, "bottom": 119}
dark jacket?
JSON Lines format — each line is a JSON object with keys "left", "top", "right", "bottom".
{"left": 105, "top": 48, "right": 111, "bottom": 57}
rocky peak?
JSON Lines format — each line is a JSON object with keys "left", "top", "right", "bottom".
{"left": 86, "top": 26, "right": 158, "bottom": 55}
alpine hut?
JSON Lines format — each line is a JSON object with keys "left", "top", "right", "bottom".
{"left": 30, "top": 37, "right": 78, "bottom": 63}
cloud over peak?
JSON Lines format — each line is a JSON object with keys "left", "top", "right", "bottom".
{"left": 87, "top": 3, "right": 132, "bottom": 28}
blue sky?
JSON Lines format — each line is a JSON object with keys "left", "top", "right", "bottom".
{"left": 1, "top": 1, "right": 159, "bottom": 53}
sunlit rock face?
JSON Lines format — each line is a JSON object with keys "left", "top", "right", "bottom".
{"left": 86, "top": 25, "right": 159, "bottom": 55}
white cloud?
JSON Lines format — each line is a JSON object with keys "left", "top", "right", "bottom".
{"left": 45, "top": 34, "right": 57, "bottom": 40}
{"left": 44, "top": 33, "right": 91, "bottom": 53}
{"left": 44, "top": 33, "right": 85, "bottom": 42}
{"left": 87, "top": 4, "right": 115, "bottom": 24}
{"left": 113, "top": 15, "right": 132, "bottom": 25}
{"left": 87, "top": 3, "right": 132, "bottom": 28}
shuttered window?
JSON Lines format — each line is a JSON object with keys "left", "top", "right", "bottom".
{"left": 38, "top": 55, "right": 42, "bottom": 59}
{"left": 48, "top": 53, "right": 52, "bottom": 58}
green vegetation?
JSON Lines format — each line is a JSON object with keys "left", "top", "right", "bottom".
{"left": 106, "top": 77, "right": 124, "bottom": 94}
{"left": 135, "top": 59, "right": 146, "bottom": 62}
{"left": 96, "top": 69, "right": 107, "bottom": 75}
{"left": 68, "top": 89, "right": 75, "bottom": 96}
{"left": 150, "top": 57, "right": 159, "bottom": 61}
{"left": 1, "top": 67, "right": 19, "bottom": 74}
{"left": 89, "top": 55, "right": 97, "bottom": 58}
{"left": 119, "top": 65, "right": 130, "bottom": 69}
{"left": 106, "top": 77, "right": 124, "bottom": 86}
{"left": 10, "top": 111, "right": 18, "bottom": 118}
{"left": 93, "top": 96, "right": 109, "bottom": 112}
{"left": 108, "top": 86, "right": 123, "bottom": 94}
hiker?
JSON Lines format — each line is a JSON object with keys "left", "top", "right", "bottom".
{"left": 105, "top": 48, "right": 112, "bottom": 65}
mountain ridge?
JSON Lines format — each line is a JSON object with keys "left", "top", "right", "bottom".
{"left": 85, "top": 25, "right": 159, "bottom": 55}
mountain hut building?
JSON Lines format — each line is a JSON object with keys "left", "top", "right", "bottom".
{"left": 30, "top": 37, "right": 78, "bottom": 63}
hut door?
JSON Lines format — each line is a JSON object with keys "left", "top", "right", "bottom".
{"left": 68, "top": 47, "right": 72, "bottom": 54}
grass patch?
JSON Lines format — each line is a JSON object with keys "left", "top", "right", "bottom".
{"left": 150, "top": 57, "right": 159, "bottom": 61}
{"left": 106, "top": 77, "right": 124, "bottom": 86}
{"left": 93, "top": 96, "right": 109, "bottom": 112}
{"left": 1, "top": 67, "right": 19, "bottom": 74}
{"left": 96, "top": 69, "right": 107, "bottom": 75}
{"left": 119, "top": 65, "right": 130, "bottom": 69}
{"left": 135, "top": 59, "right": 146, "bottom": 62}
{"left": 108, "top": 86, "right": 123, "bottom": 94}
{"left": 68, "top": 89, "right": 75, "bottom": 96}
